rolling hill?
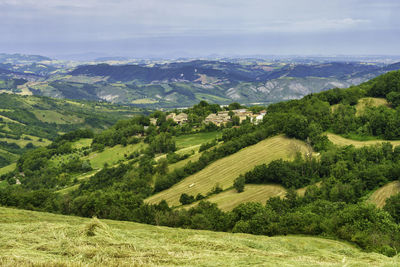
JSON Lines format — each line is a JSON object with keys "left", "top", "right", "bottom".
{"left": 1, "top": 206, "right": 398, "bottom": 267}
{"left": 2, "top": 70, "right": 400, "bottom": 260}
{"left": 0, "top": 93, "right": 145, "bottom": 167}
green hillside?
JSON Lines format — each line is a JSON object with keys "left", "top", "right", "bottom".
{"left": 146, "top": 135, "right": 309, "bottom": 206}
{"left": 1, "top": 206, "right": 398, "bottom": 267}
{"left": 0, "top": 93, "right": 145, "bottom": 167}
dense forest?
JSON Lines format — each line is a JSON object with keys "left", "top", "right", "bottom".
{"left": 1, "top": 71, "right": 400, "bottom": 256}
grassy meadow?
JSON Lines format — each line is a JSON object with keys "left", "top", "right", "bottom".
{"left": 146, "top": 135, "right": 309, "bottom": 206}
{"left": 0, "top": 206, "right": 399, "bottom": 266}
{"left": 175, "top": 131, "right": 221, "bottom": 149}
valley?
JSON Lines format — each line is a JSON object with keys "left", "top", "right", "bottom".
{"left": 1, "top": 61, "right": 400, "bottom": 262}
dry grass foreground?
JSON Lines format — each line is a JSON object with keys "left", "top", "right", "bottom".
{"left": 368, "top": 181, "right": 400, "bottom": 208}
{"left": 326, "top": 133, "right": 400, "bottom": 148}
{"left": 146, "top": 135, "right": 309, "bottom": 206}
{"left": 1, "top": 207, "right": 399, "bottom": 267}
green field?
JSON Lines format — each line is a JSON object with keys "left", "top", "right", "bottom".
{"left": 175, "top": 131, "right": 221, "bottom": 149}
{"left": 71, "top": 138, "right": 93, "bottom": 149}
{"left": 32, "top": 109, "right": 84, "bottom": 124}
{"left": 326, "top": 133, "right": 400, "bottom": 148}
{"left": 368, "top": 181, "right": 400, "bottom": 208}
{"left": 146, "top": 135, "right": 309, "bottom": 206}
{"left": 0, "top": 206, "right": 398, "bottom": 266}
{"left": 84, "top": 143, "right": 145, "bottom": 170}
{"left": 0, "top": 163, "right": 16, "bottom": 176}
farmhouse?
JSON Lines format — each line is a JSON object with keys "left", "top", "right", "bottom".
{"left": 167, "top": 112, "right": 188, "bottom": 125}
{"left": 204, "top": 112, "right": 231, "bottom": 126}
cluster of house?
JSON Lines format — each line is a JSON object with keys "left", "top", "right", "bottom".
{"left": 204, "top": 109, "right": 266, "bottom": 126}
{"left": 166, "top": 113, "right": 189, "bottom": 124}
{"left": 149, "top": 109, "right": 266, "bottom": 127}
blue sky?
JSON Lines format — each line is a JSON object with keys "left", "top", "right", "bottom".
{"left": 1, "top": 0, "right": 399, "bottom": 58}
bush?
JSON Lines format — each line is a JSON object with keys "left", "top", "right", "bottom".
{"left": 233, "top": 175, "right": 245, "bottom": 193}
{"left": 179, "top": 193, "right": 195, "bottom": 205}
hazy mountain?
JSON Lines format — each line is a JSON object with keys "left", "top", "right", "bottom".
{"left": 2, "top": 56, "right": 400, "bottom": 107}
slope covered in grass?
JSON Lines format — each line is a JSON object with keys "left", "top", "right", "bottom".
{"left": 326, "top": 133, "right": 400, "bottom": 148}
{"left": 146, "top": 135, "right": 309, "bottom": 206}
{"left": 0, "top": 206, "right": 399, "bottom": 267}
{"left": 368, "top": 181, "right": 400, "bottom": 208}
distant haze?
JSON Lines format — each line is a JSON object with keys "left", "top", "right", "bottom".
{"left": 1, "top": 0, "right": 400, "bottom": 59}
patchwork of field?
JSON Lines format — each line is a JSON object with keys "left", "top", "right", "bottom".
{"left": 326, "top": 133, "right": 400, "bottom": 148}
{"left": 368, "top": 181, "right": 400, "bottom": 208}
{"left": 146, "top": 135, "right": 309, "bottom": 206}
{"left": 1, "top": 207, "right": 398, "bottom": 266}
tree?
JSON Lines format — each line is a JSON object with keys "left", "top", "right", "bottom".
{"left": 233, "top": 175, "right": 245, "bottom": 193}
{"left": 383, "top": 193, "right": 400, "bottom": 223}
{"left": 179, "top": 193, "right": 195, "bottom": 205}
{"left": 232, "top": 115, "right": 240, "bottom": 126}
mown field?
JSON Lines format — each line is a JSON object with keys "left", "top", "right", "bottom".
{"left": 146, "top": 135, "right": 309, "bottom": 206}
{"left": 0, "top": 206, "right": 398, "bottom": 266}
{"left": 368, "top": 181, "right": 400, "bottom": 208}
{"left": 185, "top": 184, "right": 287, "bottom": 211}
{"left": 326, "top": 133, "right": 400, "bottom": 148}
{"left": 183, "top": 183, "right": 317, "bottom": 211}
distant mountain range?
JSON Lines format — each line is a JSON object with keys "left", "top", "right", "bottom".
{"left": 1, "top": 53, "right": 400, "bottom": 107}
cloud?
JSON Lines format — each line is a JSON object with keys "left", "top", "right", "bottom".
{"left": 0, "top": 0, "right": 399, "bottom": 56}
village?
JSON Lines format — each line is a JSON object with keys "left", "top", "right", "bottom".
{"left": 163, "top": 109, "right": 267, "bottom": 126}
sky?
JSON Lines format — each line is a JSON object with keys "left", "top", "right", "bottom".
{"left": 1, "top": 0, "right": 400, "bottom": 59}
